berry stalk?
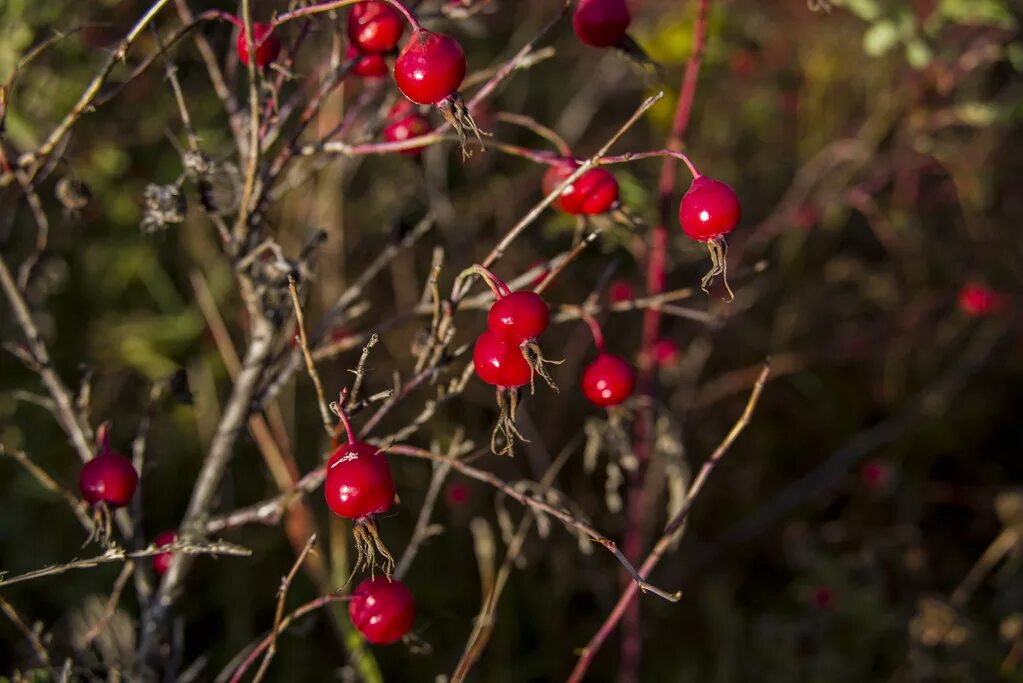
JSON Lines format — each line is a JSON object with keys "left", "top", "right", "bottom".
{"left": 274, "top": 0, "right": 421, "bottom": 31}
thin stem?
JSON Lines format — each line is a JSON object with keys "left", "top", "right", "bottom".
{"left": 456, "top": 264, "right": 510, "bottom": 300}
{"left": 495, "top": 111, "right": 572, "bottom": 156}
{"left": 288, "top": 277, "right": 334, "bottom": 434}
{"left": 275, "top": 0, "right": 421, "bottom": 31}
{"left": 596, "top": 149, "right": 700, "bottom": 179}
{"left": 568, "top": 359, "right": 769, "bottom": 683}
{"left": 332, "top": 389, "right": 358, "bottom": 446}
{"left": 578, "top": 311, "right": 605, "bottom": 352}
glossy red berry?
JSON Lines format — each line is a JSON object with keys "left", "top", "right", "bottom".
{"left": 325, "top": 442, "right": 395, "bottom": 519}
{"left": 383, "top": 106, "right": 432, "bottom": 157}
{"left": 394, "top": 30, "right": 466, "bottom": 105}
{"left": 152, "top": 531, "right": 177, "bottom": 576}
{"left": 79, "top": 451, "right": 138, "bottom": 507}
{"left": 487, "top": 291, "right": 550, "bottom": 343}
{"left": 581, "top": 353, "right": 635, "bottom": 407}
{"left": 958, "top": 283, "right": 1006, "bottom": 317}
{"left": 473, "top": 331, "right": 532, "bottom": 388}
{"left": 542, "top": 163, "right": 620, "bottom": 215}
{"left": 347, "top": 1, "right": 405, "bottom": 53}
{"left": 678, "top": 176, "right": 741, "bottom": 242}
{"left": 572, "top": 0, "right": 631, "bottom": 48}
{"left": 349, "top": 576, "right": 415, "bottom": 644}
{"left": 236, "top": 23, "right": 281, "bottom": 69}
{"left": 347, "top": 45, "right": 389, "bottom": 78}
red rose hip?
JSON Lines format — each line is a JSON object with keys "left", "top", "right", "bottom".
{"left": 487, "top": 291, "right": 550, "bottom": 343}
{"left": 383, "top": 108, "right": 433, "bottom": 157}
{"left": 958, "top": 283, "right": 1006, "bottom": 317}
{"left": 347, "top": 45, "right": 389, "bottom": 78}
{"left": 79, "top": 450, "right": 138, "bottom": 508}
{"left": 236, "top": 23, "right": 281, "bottom": 69}
{"left": 152, "top": 531, "right": 177, "bottom": 576}
{"left": 542, "top": 163, "right": 620, "bottom": 215}
{"left": 573, "top": 0, "right": 631, "bottom": 48}
{"left": 473, "top": 331, "right": 532, "bottom": 389}
{"left": 678, "top": 176, "right": 741, "bottom": 242}
{"left": 347, "top": 1, "right": 405, "bottom": 54}
{"left": 325, "top": 442, "right": 396, "bottom": 519}
{"left": 582, "top": 353, "right": 635, "bottom": 407}
{"left": 349, "top": 576, "right": 415, "bottom": 644}
{"left": 394, "top": 29, "right": 466, "bottom": 105}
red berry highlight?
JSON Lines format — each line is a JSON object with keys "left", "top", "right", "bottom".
{"left": 678, "top": 176, "right": 741, "bottom": 242}
{"left": 347, "top": 1, "right": 405, "bottom": 54}
{"left": 347, "top": 45, "right": 389, "bottom": 78}
{"left": 394, "top": 30, "right": 466, "bottom": 105}
{"left": 581, "top": 353, "right": 635, "bottom": 407}
{"left": 79, "top": 451, "right": 138, "bottom": 508}
{"left": 349, "top": 576, "right": 415, "bottom": 644}
{"left": 473, "top": 331, "right": 532, "bottom": 388}
{"left": 152, "top": 531, "right": 177, "bottom": 576}
{"left": 542, "top": 162, "right": 620, "bottom": 215}
{"left": 236, "top": 23, "right": 281, "bottom": 69}
{"left": 324, "top": 442, "right": 395, "bottom": 520}
{"left": 572, "top": 0, "right": 631, "bottom": 48}
{"left": 487, "top": 291, "right": 550, "bottom": 343}
{"left": 958, "top": 283, "right": 1006, "bottom": 317}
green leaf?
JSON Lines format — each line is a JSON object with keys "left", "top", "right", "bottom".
{"left": 933, "top": 0, "right": 1016, "bottom": 30}
{"left": 905, "top": 39, "right": 932, "bottom": 69}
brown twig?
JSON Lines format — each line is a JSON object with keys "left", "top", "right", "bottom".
{"left": 288, "top": 277, "right": 333, "bottom": 433}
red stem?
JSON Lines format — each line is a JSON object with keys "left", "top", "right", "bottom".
{"left": 335, "top": 388, "right": 357, "bottom": 446}
{"left": 217, "top": 11, "right": 244, "bottom": 28}
{"left": 474, "top": 264, "right": 511, "bottom": 298}
{"left": 581, "top": 313, "right": 605, "bottom": 353}
{"left": 620, "top": 1, "right": 712, "bottom": 681}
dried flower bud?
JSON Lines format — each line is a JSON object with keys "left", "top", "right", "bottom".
{"left": 141, "top": 183, "right": 186, "bottom": 234}
{"left": 55, "top": 177, "right": 91, "bottom": 212}
{"left": 183, "top": 150, "right": 213, "bottom": 180}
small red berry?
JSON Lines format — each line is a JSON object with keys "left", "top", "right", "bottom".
{"left": 347, "top": 45, "right": 389, "bottom": 78}
{"left": 582, "top": 353, "right": 635, "bottom": 407}
{"left": 347, "top": 1, "right": 405, "bottom": 54}
{"left": 79, "top": 451, "right": 138, "bottom": 508}
{"left": 325, "top": 442, "right": 395, "bottom": 519}
{"left": 349, "top": 576, "right": 415, "bottom": 644}
{"left": 958, "top": 283, "right": 1006, "bottom": 317}
{"left": 383, "top": 109, "right": 433, "bottom": 157}
{"left": 542, "top": 162, "right": 620, "bottom": 215}
{"left": 860, "top": 459, "right": 892, "bottom": 491}
{"left": 609, "top": 279, "right": 634, "bottom": 303}
{"left": 573, "top": 0, "right": 631, "bottom": 48}
{"left": 445, "top": 482, "right": 470, "bottom": 507}
{"left": 473, "top": 331, "right": 532, "bottom": 388}
{"left": 487, "top": 291, "right": 550, "bottom": 343}
{"left": 653, "top": 339, "right": 679, "bottom": 366}
{"left": 394, "top": 30, "right": 466, "bottom": 105}
{"left": 236, "top": 23, "right": 281, "bottom": 69}
{"left": 152, "top": 531, "right": 177, "bottom": 576}
{"left": 678, "top": 176, "right": 741, "bottom": 242}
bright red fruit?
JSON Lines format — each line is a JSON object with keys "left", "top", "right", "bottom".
{"left": 347, "top": 1, "right": 405, "bottom": 54}
{"left": 573, "top": 0, "right": 631, "bottom": 48}
{"left": 394, "top": 30, "right": 466, "bottom": 105}
{"left": 349, "top": 576, "right": 415, "bottom": 644}
{"left": 653, "top": 338, "right": 679, "bottom": 365}
{"left": 236, "top": 23, "right": 281, "bottom": 69}
{"left": 958, "top": 283, "right": 1006, "bottom": 317}
{"left": 542, "top": 163, "right": 620, "bottom": 215}
{"left": 152, "top": 531, "right": 177, "bottom": 576}
{"left": 473, "top": 331, "right": 532, "bottom": 388}
{"left": 678, "top": 176, "right": 741, "bottom": 242}
{"left": 347, "top": 45, "right": 389, "bottom": 78}
{"left": 487, "top": 291, "right": 550, "bottom": 343}
{"left": 384, "top": 111, "right": 432, "bottom": 157}
{"left": 325, "top": 442, "right": 395, "bottom": 519}
{"left": 581, "top": 353, "right": 635, "bottom": 407}
{"left": 79, "top": 451, "right": 138, "bottom": 507}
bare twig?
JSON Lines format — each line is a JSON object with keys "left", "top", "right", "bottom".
{"left": 288, "top": 277, "right": 333, "bottom": 433}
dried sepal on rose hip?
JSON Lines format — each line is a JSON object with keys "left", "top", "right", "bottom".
{"left": 349, "top": 575, "right": 416, "bottom": 644}
{"left": 394, "top": 29, "right": 482, "bottom": 156}
{"left": 324, "top": 389, "right": 397, "bottom": 577}
{"left": 465, "top": 265, "right": 561, "bottom": 456}
{"left": 678, "top": 174, "right": 741, "bottom": 301}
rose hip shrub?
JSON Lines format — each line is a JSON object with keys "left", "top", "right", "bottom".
{"left": 0, "top": 1, "right": 1020, "bottom": 681}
